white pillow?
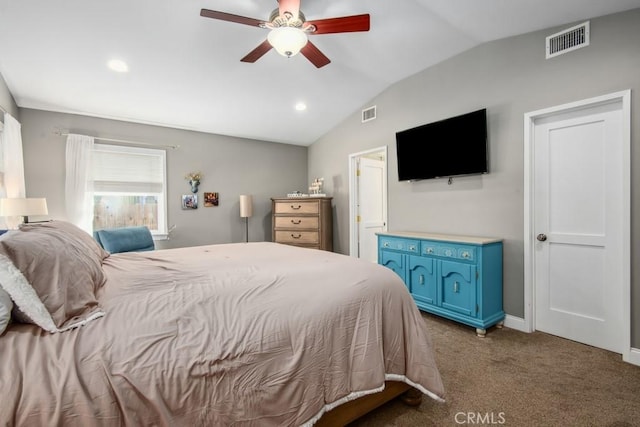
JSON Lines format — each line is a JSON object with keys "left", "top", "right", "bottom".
{"left": 0, "top": 230, "right": 14, "bottom": 335}
{"left": 0, "top": 284, "right": 12, "bottom": 334}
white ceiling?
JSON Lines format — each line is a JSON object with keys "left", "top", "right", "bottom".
{"left": 1, "top": 0, "right": 639, "bottom": 146}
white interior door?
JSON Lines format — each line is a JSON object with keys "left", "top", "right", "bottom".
{"left": 357, "top": 156, "right": 386, "bottom": 263}
{"left": 532, "top": 99, "right": 626, "bottom": 353}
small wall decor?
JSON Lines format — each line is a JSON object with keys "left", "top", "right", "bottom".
{"left": 182, "top": 194, "right": 198, "bottom": 209}
{"left": 204, "top": 192, "right": 219, "bottom": 207}
{"left": 185, "top": 172, "right": 202, "bottom": 193}
{"left": 309, "top": 177, "right": 325, "bottom": 196}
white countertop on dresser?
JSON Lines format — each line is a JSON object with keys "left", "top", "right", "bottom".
{"left": 376, "top": 231, "right": 502, "bottom": 245}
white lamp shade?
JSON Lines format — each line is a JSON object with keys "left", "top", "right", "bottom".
{"left": 239, "top": 195, "right": 253, "bottom": 218}
{"left": 0, "top": 198, "right": 48, "bottom": 217}
{"left": 267, "top": 27, "right": 308, "bottom": 58}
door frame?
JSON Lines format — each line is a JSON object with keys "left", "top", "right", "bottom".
{"left": 348, "top": 146, "right": 388, "bottom": 258}
{"left": 523, "top": 89, "right": 632, "bottom": 362}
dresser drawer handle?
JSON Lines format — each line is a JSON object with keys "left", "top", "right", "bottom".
{"left": 409, "top": 245, "right": 416, "bottom": 251}
{"left": 291, "top": 205, "right": 302, "bottom": 210}
{"left": 291, "top": 234, "right": 302, "bottom": 239}
{"left": 426, "top": 248, "right": 434, "bottom": 254}
{"left": 291, "top": 219, "right": 302, "bottom": 224}
{"left": 462, "top": 252, "right": 470, "bottom": 258}
{"left": 383, "top": 242, "right": 390, "bottom": 247}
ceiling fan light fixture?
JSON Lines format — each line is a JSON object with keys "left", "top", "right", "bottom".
{"left": 267, "top": 27, "right": 308, "bottom": 58}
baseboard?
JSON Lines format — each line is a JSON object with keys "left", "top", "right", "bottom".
{"left": 623, "top": 347, "right": 640, "bottom": 366}
{"left": 503, "top": 314, "right": 529, "bottom": 332}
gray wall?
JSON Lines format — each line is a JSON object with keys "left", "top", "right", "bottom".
{"left": 308, "top": 9, "right": 640, "bottom": 346}
{"left": 20, "top": 108, "right": 308, "bottom": 248}
{"left": 0, "top": 73, "right": 19, "bottom": 122}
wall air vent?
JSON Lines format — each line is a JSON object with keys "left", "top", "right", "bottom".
{"left": 362, "top": 105, "right": 377, "bottom": 123}
{"left": 546, "top": 21, "right": 590, "bottom": 59}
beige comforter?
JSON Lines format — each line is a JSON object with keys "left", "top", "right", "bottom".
{"left": 0, "top": 242, "right": 444, "bottom": 426}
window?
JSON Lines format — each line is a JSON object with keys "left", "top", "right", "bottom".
{"left": 92, "top": 144, "right": 167, "bottom": 237}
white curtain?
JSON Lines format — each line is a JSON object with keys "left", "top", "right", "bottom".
{"left": 65, "top": 134, "right": 94, "bottom": 233}
{"left": 0, "top": 113, "right": 26, "bottom": 229}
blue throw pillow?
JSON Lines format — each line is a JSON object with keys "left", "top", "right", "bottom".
{"left": 95, "top": 227, "right": 155, "bottom": 254}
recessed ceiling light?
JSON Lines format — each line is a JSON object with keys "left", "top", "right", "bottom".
{"left": 107, "top": 59, "right": 129, "bottom": 73}
{"left": 295, "top": 102, "right": 307, "bottom": 111}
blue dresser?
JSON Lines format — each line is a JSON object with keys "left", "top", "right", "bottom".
{"left": 377, "top": 231, "right": 504, "bottom": 336}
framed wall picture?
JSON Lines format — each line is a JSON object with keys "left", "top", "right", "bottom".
{"left": 182, "top": 194, "right": 198, "bottom": 209}
{"left": 204, "top": 192, "right": 219, "bottom": 207}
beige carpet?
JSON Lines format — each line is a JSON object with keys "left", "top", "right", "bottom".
{"left": 350, "top": 313, "right": 640, "bottom": 427}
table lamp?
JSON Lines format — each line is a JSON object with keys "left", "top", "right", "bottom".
{"left": 0, "top": 198, "right": 49, "bottom": 225}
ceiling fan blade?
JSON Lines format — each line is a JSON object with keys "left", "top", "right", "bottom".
{"left": 200, "top": 9, "right": 264, "bottom": 28}
{"left": 240, "top": 40, "right": 273, "bottom": 63}
{"left": 307, "top": 14, "right": 370, "bottom": 35}
{"left": 300, "top": 41, "right": 331, "bottom": 68}
{"left": 278, "top": 0, "right": 301, "bottom": 20}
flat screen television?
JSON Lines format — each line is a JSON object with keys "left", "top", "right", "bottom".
{"left": 395, "top": 108, "right": 488, "bottom": 181}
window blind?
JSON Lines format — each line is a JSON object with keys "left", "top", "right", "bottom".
{"left": 93, "top": 144, "right": 164, "bottom": 193}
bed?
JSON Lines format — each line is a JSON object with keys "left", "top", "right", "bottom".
{"left": 0, "top": 221, "right": 444, "bottom": 426}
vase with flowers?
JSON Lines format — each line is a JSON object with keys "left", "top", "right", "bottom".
{"left": 185, "top": 172, "right": 202, "bottom": 193}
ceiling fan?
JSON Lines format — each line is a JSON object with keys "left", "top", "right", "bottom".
{"left": 200, "top": 0, "right": 370, "bottom": 68}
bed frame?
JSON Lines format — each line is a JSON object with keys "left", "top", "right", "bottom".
{"left": 315, "top": 381, "right": 422, "bottom": 426}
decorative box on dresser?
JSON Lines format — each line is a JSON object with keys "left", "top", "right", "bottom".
{"left": 271, "top": 197, "right": 333, "bottom": 251}
{"left": 377, "top": 231, "right": 504, "bottom": 337}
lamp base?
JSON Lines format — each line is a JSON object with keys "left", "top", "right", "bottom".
{"left": 21, "top": 217, "right": 52, "bottom": 225}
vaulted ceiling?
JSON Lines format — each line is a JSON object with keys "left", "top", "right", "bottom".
{"left": 1, "top": 0, "right": 639, "bottom": 145}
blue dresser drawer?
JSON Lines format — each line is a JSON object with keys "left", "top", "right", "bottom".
{"left": 421, "top": 242, "right": 476, "bottom": 262}
{"left": 379, "top": 236, "right": 420, "bottom": 254}
{"left": 437, "top": 244, "right": 476, "bottom": 262}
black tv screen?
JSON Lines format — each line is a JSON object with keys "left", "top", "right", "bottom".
{"left": 396, "top": 108, "right": 488, "bottom": 181}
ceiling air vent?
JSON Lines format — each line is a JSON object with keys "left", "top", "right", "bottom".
{"left": 546, "top": 21, "right": 590, "bottom": 59}
{"left": 362, "top": 105, "right": 377, "bottom": 123}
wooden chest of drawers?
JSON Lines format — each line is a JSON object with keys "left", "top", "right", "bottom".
{"left": 271, "top": 197, "right": 333, "bottom": 251}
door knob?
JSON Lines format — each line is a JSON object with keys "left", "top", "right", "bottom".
{"left": 536, "top": 233, "right": 547, "bottom": 242}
